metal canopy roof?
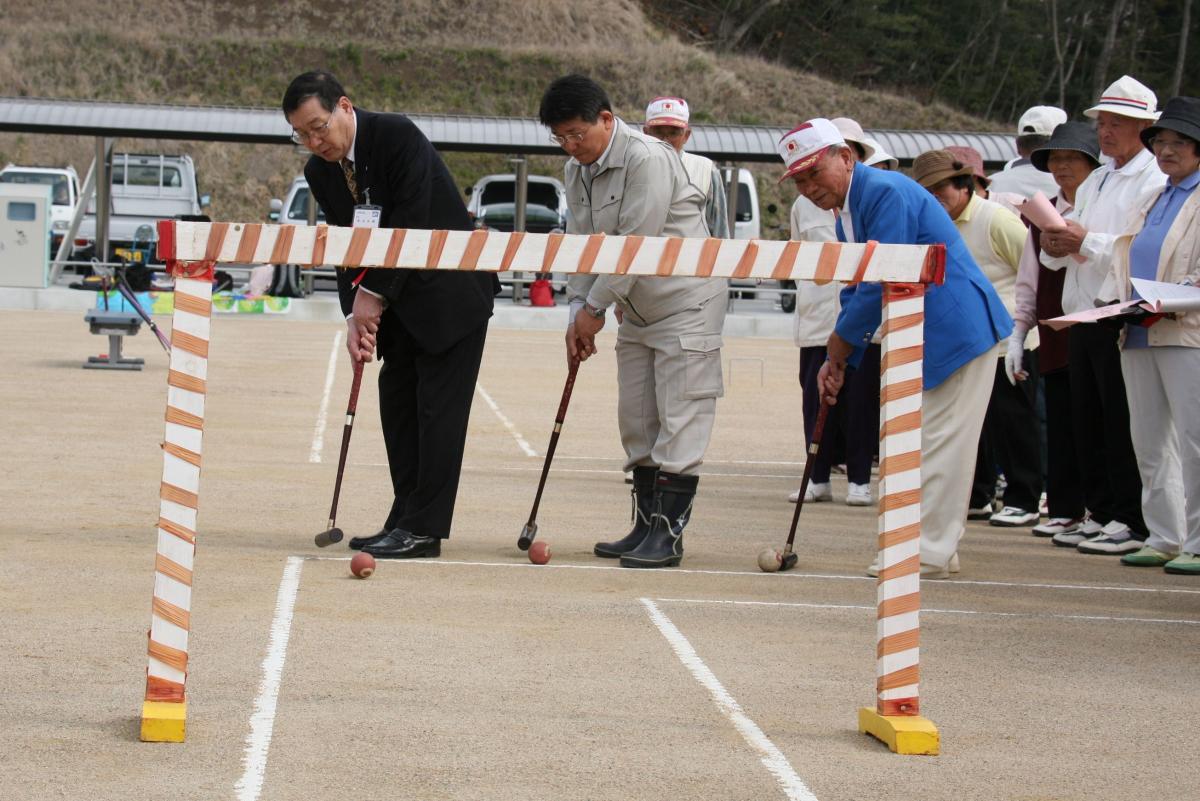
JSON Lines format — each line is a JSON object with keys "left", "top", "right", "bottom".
{"left": 0, "top": 96, "right": 1017, "bottom": 166}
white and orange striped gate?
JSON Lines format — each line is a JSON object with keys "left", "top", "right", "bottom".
{"left": 142, "top": 219, "right": 944, "bottom": 754}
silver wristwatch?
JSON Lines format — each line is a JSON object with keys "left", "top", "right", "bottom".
{"left": 583, "top": 302, "right": 606, "bottom": 319}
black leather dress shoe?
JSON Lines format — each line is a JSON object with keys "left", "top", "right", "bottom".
{"left": 362, "top": 531, "right": 442, "bottom": 559}
{"left": 348, "top": 528, "right": 390, "bottom": 551}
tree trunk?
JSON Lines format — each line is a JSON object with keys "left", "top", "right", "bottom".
{"left": 1172, "top": 0, "right": 1194, "bottom": 96}
{"left": 1092, "top": 0, "right": 1129, "bottom": 100}
{"left": 715, "top": 0, "right": 782, "bottom": 51}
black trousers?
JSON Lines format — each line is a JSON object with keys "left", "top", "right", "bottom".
{"left": 1042, "top": 367, "right": 1085, "bottom": 520}
{"left": 1066, "top": 325, "right": 1146, "bottom": 534}
{"left": 799, "top": 343, "right": 880, "bottom": 485}
{"left": 377, "top": 318, "right": 489, "bottom": 539}
{"left": 971, "top": 353, "right": 1043, "bottom": 512}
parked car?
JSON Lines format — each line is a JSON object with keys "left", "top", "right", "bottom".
{"left": 466, "top": 174, "right": 567, "bottom": 233}
{"left": 268, "top": 175, "right": 324, "bottom": 225}
{"left": 264, "top": 176, "right": 323, "bottom": 296}
{"left": 466, "top": 173, "right": 567, "bottom": 296}
{"left": 720, "top": 167, "right": 792, "bottom": 312}
{"left": 74, "top": 153, "right": 210, "bottom": 265}
{"left": 0, "top": 164, "right": 80, "bottom": 256}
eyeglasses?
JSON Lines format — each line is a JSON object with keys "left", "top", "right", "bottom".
{"left": 291, "top": 116, "right": 333, "bottom": 145}
{"left": 549, "top": 130, "right": 588, "bottom": 146}
{"left": 1150, "top": 135, "right": 1192, "bottom": 152}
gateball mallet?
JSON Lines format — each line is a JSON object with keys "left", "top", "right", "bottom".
{"left": 773, "top": 400, "right": 831, "bottom": 572}
{"left": 518, "top": 357, "right": 580, "bottom": 550}
{"left": 315, "top": 359, "right": 365, "bottom": 548}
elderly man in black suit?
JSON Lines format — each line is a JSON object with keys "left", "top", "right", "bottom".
{"left": 282, "top": 70, "right": 496, "bottom": 559}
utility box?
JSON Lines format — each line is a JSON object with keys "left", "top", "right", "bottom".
{"left": 0, "top": 183, "right": 50, "bottom": 288}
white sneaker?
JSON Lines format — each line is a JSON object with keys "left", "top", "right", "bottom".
{"left": 1076, "top": 520, "right": 1140, "bottom": 554}
{"left": 1033, "top": 517, "right": 1081, "bottom": 538}
{"left": 846, "top": 483, "right": 872, "bottom": 506}
{"left": 989, "top": 506, "right": 1039, "bottom": 527}
{"left": 1054, "top": 516, "right": 1104, "bottom": 546}
{"left": 789, "top": 482, "right": 832, "bottom": 503}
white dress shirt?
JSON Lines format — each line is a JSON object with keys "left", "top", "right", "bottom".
{"left": 1040, "top": 148, "right": 1164, "bottom": 314}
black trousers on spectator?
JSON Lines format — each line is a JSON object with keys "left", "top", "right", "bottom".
{"left": 971, "top": 353, "right": 1043, "bottom": 512}
{"left": 799, "top": 343, "right": 880, "bottom": 485}
{"left": 1042, "top": 367, "right": 1085, "bottom": 520}
{"left": 1066, "top": 325, "right": 1146, "bottom": 535}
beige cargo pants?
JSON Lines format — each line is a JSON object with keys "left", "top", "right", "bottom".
{"left": 616, "top": 296, "right": 726, "bottom": 476}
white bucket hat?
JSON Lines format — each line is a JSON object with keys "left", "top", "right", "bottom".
{"left": 644, "top": 96, "right": 689, "bottom": 128}
{"left": 1084, "top": 75, "right": 1159, "bottom": 120}
{"left": 777, "top": 118, "right": 845, "bottom": 181}
{"left": 830, "top": 117, "right": 876, "bottom": 162}
{"left": 861, "top": 137, "right": 898, "bottom": 169}
{"left": 1017, "top": 106, "right": 1068, "bottom": 136}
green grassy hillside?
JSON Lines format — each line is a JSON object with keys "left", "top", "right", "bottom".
{"left": 0, "top": 0, "right": 997, "bottom": 232}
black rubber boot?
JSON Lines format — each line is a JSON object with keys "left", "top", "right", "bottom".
{"left": 619, "top": 472, "right": 698, "bottom": 568}
{"left": 594, "top": 466, "right": 658, "bottom": 558}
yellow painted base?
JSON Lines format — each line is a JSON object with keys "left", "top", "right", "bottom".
{"left": 858, "top": 707, "right": 939, "bottom": 755}
{"left": 140, "top": 700, "right": 186, "bottom": 743}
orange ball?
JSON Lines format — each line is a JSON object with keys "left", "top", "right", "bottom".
{"left": 350, "top": 552, "right": 376, "bottom": 579}
{"left": 528, "top": 541, "right": 551, "bottom": 565}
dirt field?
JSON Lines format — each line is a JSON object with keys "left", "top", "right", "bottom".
{"left": 1, "top": 309, "right": 1196, "bottom": 801}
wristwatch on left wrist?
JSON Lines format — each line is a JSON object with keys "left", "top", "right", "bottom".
{"left": 583, "top": 302, "right": 606, "bottom": 319}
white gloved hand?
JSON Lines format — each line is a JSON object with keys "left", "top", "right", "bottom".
{"left": 1004, "top": 329, "right": 1028, "bottom": 385}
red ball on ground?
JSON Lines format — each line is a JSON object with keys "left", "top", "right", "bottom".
{"left": 528, "top": 541, "right": 552, "bottom": 565}
{"left": 350, "top": 552, "right": 376, "bottom": 578}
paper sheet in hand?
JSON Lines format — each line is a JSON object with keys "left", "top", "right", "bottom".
{"left": 1017, "top": 192, "right": 1085, "bottom": 263}
{"left": 1041, "top": 300, "right": 1143, "bottom": 330}
{"left": 1130, "top": 278, "right": 1200, "bottom": 312}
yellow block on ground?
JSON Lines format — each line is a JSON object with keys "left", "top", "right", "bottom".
{"left": 858, "top": 707, "right": 939, "bottom": 755}
{"left": 141, "top": 700, "right": 186, "bottom": 743}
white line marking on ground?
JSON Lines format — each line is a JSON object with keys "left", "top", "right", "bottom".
{"left": 234, "top": 556, "right": 304, "bottom": 801}
{"left": 640, "top": 598, "right": 818, "bottom": 801}
{"left": 654, "top": 597, "right": 1200, "bottom": 626}
{"left": 309, "top": 330, "right": 344, "bottom": 464}
{"left": 301, "top": 556, "right": 1200, "bottom": 595}
{"left": 475, "top": 382, "right": 537, "bottom": 457}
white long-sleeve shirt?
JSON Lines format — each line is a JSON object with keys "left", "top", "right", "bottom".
{"left": 1040, "top": 148, "right": 1164, "bottom": 314}
{"left": 788, "top": 195, "right": 839, "bottom": 347}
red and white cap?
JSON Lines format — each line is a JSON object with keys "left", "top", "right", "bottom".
{"left": 1085, "top": 75, "right": 1159, "bottom": 120}
{"left": 645, "top": 96, "right": 690, "bottom": 128}
{"left": 777, "top": 118, "right": 845, "bottom": 181}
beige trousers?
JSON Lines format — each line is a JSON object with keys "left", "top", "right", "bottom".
{"left": 616, "top": 296, "right": 726, "bottom": 476}
{"left": 918, "top": 344, "right": 999, "bottom": 567}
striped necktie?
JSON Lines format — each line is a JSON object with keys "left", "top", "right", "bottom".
{"left": 340, "top": 158, "right": 359, "bottom": 203}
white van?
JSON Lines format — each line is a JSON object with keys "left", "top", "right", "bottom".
{"left": 465, "top": 174, "right": 567, "bottom": 233}
{"left": 728, "top": 167, "right": 760, "bottom": 240}
{"left": 0, "top": 164, "right": 80, "bottom": 254}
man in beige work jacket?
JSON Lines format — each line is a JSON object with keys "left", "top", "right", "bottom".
{"left": 538, "top": 73, "right": 727, "bottom": 569}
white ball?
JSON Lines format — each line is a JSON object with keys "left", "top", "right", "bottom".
{"left": 757, "top": 548, "right": 782, "bottom": 573}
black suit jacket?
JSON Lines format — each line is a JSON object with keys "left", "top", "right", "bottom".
{"left": 304, "top": 108, "right": 496, "bottom": 354}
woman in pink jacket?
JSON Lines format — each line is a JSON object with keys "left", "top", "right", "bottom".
{"left": 1007, "top": 122, "right": 1100, "bottom": 546}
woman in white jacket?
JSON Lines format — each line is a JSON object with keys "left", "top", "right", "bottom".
{"left": 1103, "top": 97, "right": 1200, "bottom": 575}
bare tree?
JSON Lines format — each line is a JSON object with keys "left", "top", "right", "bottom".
{"left": 713, "top": 0, "right": 784, "bottom": 51}
{"left": 1172, "top": 0, "right": 1194, "bottom": 96}
{"left": 1092, "top": 0, "right": 1130, "bottom": 99}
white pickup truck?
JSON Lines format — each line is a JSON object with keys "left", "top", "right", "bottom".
{"left": 74, "top": 153, "right": 209, "bottom": 264}
{"left": 0, "top": 164, "right": 80, "bottom": 255}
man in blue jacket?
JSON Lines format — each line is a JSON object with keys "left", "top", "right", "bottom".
{"left": 779, "top": 119, "right": 1012, "bottom": 578}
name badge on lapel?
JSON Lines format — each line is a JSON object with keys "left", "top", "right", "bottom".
{"left": 353, "top": 204, "right": 382, "bottom": 229}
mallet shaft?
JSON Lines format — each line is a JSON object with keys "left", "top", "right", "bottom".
{"left": 518, "top": 358, "right": 580, "bottom": 549}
